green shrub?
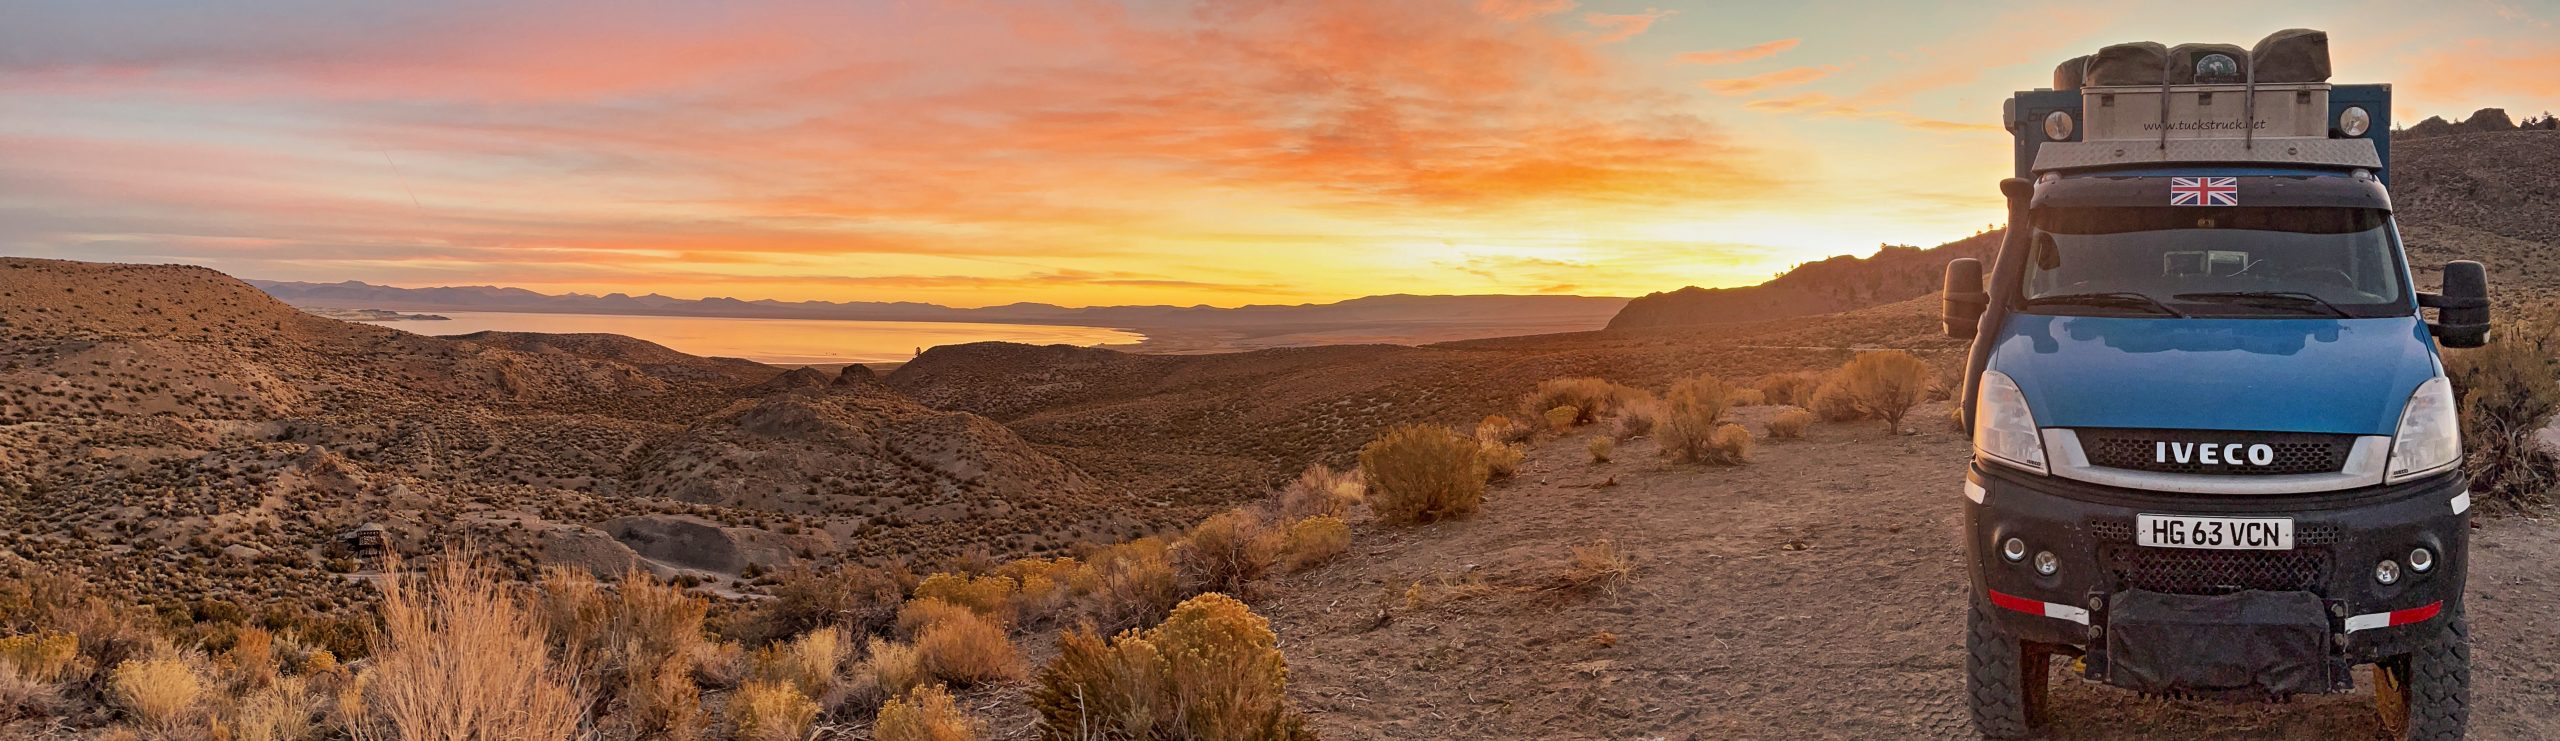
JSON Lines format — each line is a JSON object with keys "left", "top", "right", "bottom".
{"left": 1359, "top": 424, "right": 1488, "bottom": 525}
{"left": 1280, "top": 516, "right": 1350, "bottom": 571}
{"left": 1587, "top": 435, "right": 1615, "bottom": 463}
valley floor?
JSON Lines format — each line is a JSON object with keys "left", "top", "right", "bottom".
{"left": 1259, "top": 404, "right": 2560, "bottom": 739}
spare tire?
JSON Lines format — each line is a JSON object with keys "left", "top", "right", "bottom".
{"left": 2086, "top": 41, "right": 2168, "bottom": 86}
{"left": 2168, "top": 43, "right": 2249, "bottom": 84}
{"left": 2252, "top": 28, "right": 2331, "bottom": 83}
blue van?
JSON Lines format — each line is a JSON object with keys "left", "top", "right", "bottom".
{"left": 1947, "top": 35, "right": 2491, "bottom": 739}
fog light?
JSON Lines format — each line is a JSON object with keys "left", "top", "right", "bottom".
{"left": 2033, "top": 551, "right": 2059, "bottom": 576}
{"left": 2002, "top": 538, "right": 2027, "bottom": 562}
{"left": 2339, "top": 106, "right": 2372, "bottom": 137}
{"left": 2043, "top": 110, "right": 2075, "bottom": 141}
{"left": 2375, "top": 559, "right": 2402, "bottom": 585}
{"left": 2409, "top": 547, "right": 2434, "bottom": 573}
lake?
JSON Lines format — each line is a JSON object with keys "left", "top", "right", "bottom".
{"left": 366, "top": 310, "right": 1143, "bottom": 365}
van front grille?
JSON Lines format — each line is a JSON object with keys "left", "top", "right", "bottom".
{"left": 2077, "top": 428, "right": 2353, "bottom": 476}
{"left": 2103, "top": 545, "right": 2330, "bottom": 596}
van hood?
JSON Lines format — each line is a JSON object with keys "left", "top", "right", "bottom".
{"left": 1986, "top": 315, "right": 2440, "bottom": 435}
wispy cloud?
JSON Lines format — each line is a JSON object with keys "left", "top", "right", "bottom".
{"left": 1678, "top": 38, "right": 1800, "bottom": 65}
{"left": 1701, "top": 65, "right": 1839, "bottom": 95}
{"left": 1584, "top": 9, "right": 1674, "bottom": 44}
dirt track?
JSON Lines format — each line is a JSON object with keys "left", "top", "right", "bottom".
{"left": 1261, "top": 403, "right": 2560, "bottom": 739}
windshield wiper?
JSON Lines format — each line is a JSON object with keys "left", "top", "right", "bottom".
{"left": 2025, "top": 292, "right": 2187, "bottom": 318}
{"left": 2173, "top": 291, "right": 2351, "bottom": 318}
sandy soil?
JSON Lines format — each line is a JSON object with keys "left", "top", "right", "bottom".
{"left": 1260, "top": 404, "right": 2560, "bottom": 739}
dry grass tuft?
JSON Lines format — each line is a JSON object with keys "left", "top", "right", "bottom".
{"left": 1402, "top": 573, "right": 1497, "bottom": 611}
{"left": 726, "top": 680, "right": 819, "bottom": 741}
{"left": 1767, "top": 407, "right": 1815, "bottom": 439}
{"left": 855, "top": 637, "right": 926, "bottom": 700}
{"left": 874, "top": 683, "right": 982, "bottom": 741}
{"left": 1360, "top": 424, "right": 1489, "bottom": 525}
{"left": 1836, "top": 351, "right": 1932, "bottom": 433}
{"left": 1176, "top": 511, "right": 1282, "bottom": 597}
{"left": 749, "top": 626, "right": 846, "bottom": 703}
{"left": 1561, "top": 539, "right": 1636, "bottom": 595}
{"left": 364, "top": 552, "right": 582, "bottom": 741}
{"left": 109, "top": 655, "right": 207, "bottom": 729}
{"left": 1070, "top": 539, "right": 1181, "bottom": 633}
{"left": 1474, "top": 414, "right": 1532, "bottom": 444}
{"left": 1757, "top": 372, "right": 1823, "bottom": 407}
{"left": 1478, "top": 439, "right": 1525, "bottom": 479}
{"left": 1276, "top": 464, "right": 1364, "bottom": 520}
{"left": 1521, "top": 377, "right": 1641, "bottom": 425}
{"left": 914, "top": 610, "right": 1023, "bottom": 687}
{"left": 1658, "top": 375, "right": 1739, "bottom": 464}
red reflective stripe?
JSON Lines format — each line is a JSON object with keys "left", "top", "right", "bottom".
{"left": 2389, "top": 601, "right": 2443, "bottom": 627}
{"left": 1986, "top": 589, "right": 2045, "bottom": 616}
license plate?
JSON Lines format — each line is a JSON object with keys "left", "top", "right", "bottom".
{"left": 2135, "top": 514, "right": 2294, "bottom": 550}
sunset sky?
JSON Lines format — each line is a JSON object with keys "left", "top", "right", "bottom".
{"left": 5, "top": 1, "right": 2557, "bottom": 308}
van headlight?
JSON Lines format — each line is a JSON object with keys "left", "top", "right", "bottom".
{"left": 2386, "top": 377, "right": 2462, "bottom": 483}
{"left": 1974, "top": 371, "right": 2048, "bottom": 475}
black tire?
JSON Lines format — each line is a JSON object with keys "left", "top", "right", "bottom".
{"left": 1967, "top": 602, "right": 2049, "bottom": 739}
{"left": 2376, "top": 610, "right": 2470, "bottom": 740}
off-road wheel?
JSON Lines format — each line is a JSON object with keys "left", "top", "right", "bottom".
{"left": 2375, "top": 610, "right": 2470, "bottom": 740}
{"left": 1967, "top": 602, "right": 2049, "bottom": 739}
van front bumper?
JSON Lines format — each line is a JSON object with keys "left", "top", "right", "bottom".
{"left": 1964, "top": 462, "right": 2468, "bottom": 696}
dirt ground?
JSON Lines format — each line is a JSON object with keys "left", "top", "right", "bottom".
{"left": 1259, "top": 403, "right": 2560, "bottom": 739}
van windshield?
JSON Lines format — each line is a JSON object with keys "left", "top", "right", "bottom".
{"left": 2022, "top": 207, "right": 2409, "bottom": 318}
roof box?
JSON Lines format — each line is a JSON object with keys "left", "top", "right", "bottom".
{"left": 2074, "top": 30, "right": 2330, "bottom": 88}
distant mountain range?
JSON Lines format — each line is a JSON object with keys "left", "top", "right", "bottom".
{"left": 247, "top": 279, "right": 1634, "bottom": 351}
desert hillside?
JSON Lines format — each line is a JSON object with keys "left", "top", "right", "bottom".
{"left": 0, "top": 257, "right": 1153, "bottom": 614}
{"left": 1606, "top": 231, "right": 2002, "bottom": 330}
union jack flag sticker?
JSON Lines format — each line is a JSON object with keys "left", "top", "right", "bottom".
{"left": 2169, "top": 176, "right": 2239, "bottom": 206}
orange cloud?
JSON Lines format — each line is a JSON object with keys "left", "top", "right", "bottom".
{"left": 1677, "top": 38, "right": 1800, "bottom": 65}
{"left": 1701, "top": 65, "right": 1839, "bottom": 95}
{"left": 1478, "top": 0, "right": 1577, "bottom": 21}
{"left": 1583, "top": 9, "right": 1672, "bottom": 44}
{"left": 0, "top": 0, "right": 1781, "bottom": 305}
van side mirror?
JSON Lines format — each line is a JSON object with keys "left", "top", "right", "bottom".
{"left": 2420, "top": 260, "right": 2490, "bottom": 348}
{"left": 1943, "top": 258, "right": 1988, "bottom": 339}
